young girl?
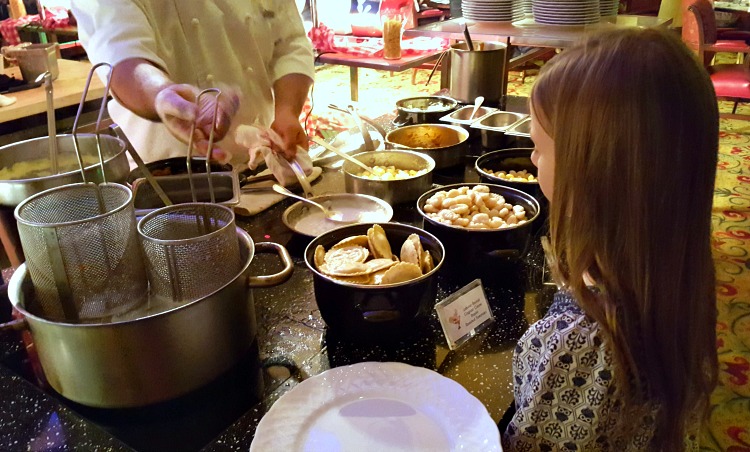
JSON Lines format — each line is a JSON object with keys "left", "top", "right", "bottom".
{"left": 503, "top": 28, "right": 718, "bottom": 450}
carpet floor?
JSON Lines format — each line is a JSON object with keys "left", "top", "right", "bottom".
{"left": 309, "top": 59, "right": 750, "bottom": 451}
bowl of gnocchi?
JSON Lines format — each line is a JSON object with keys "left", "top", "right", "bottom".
{"left": 304, "top": 222, "right": 444, "bottom": 341}
{"left": 416, "top": 183, "right": 540, "bottom": 281}
{"left": 475, "top": 148, "right": 543, "bottom": 202}
{"left": 343, "top": 150, "right": 435, "bottom": 205}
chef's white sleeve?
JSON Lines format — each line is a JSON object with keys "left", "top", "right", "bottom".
{"left": 269, "top": 0, "right": 315, "bottom": 84}
{"left": 70, "top": 0, "right": 167, "bottom": 72}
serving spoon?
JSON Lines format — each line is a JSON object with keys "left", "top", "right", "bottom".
{"left": 469, "top": 96, "right": 485, "bottom": 121}
{"left": 272, "top": 184, "right": 358, "bottom": 223}
{"left": 311, "top": 136, "right": 376, "bottom": 174}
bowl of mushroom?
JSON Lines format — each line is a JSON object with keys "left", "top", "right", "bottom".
{"left": 304, "top": 222, "right": 444, "bottom": 341}
{"left": 343, "top": 150, "right": 435, "bottom": 205}
{"left": 416, "top": 183, "right": 540, "bottom": 283}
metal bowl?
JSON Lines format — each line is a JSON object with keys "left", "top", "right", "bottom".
{"left": 343, "top": 150, "right": 435, "bottom": 205}
{"left": 470, "top": 111, "right": 528, "bottom": 149}
{"left": 282, "top": 193, "right": 393, "bottom": 237}
{"left": 416, "top": 183, "right": 540, "bottom": 285}
{"left": 393, "top": 96, "right": 458, "bottom": 127}
{"left": 475, "top": 148, "right": 543, "bottom": 201}
{"left": 385, "top": 124, "right": 469, "bottom": 169}
{"left": 0, "top": 134, "right": 129, "bottom": 207}
{"left": 304, "top": 222, "right": 444, "bottom": 341}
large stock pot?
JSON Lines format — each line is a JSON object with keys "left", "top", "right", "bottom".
{"left": 0, "top": 134, "right": 129, "bottom": 207}
{"left": 1, "top": 228, "right": 293, "bottom": 408}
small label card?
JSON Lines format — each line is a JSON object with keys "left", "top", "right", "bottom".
{"left": 435, "top": 279, "right": 495, "bottom": 350}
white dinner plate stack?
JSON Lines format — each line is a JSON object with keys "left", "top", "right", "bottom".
{"left": 532, "top": 0, "right": 601, "bottom": 25}
{"left": 600, "top": 0, "right": 618, "bottom": 16}
{"left": 462, "top": 0, "right": 522, "bottom": 22}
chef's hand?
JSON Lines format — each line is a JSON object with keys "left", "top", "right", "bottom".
{"left": 270, "top": 110, "right": 308, "bottom": 161}
{"left": 154, "top": 84, "right": 240, "bottom": 162}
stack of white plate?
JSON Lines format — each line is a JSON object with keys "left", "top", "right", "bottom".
{"left": 532, "top": 0, "right": 601, "bottom": 25}
{"left": 462, "top": 0, "right": 522, "bottom": 22}
{"left": 600, "top": 0, "right": 618, "bottom": 16}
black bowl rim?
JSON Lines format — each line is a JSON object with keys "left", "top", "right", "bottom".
{"left": 303, "top": 222, "right": 445, "bottom": 289}
{"left": 416, "top": 182, "right": 541, "bottom": 233}
{"left": 475, "top": 148, "right": 540, "bottom": 186}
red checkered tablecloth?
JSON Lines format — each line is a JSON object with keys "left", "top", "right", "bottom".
{"left": 0, "top": 7, "right": 71, "bottom": 46}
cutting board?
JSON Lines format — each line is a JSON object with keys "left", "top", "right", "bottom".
{"left": 234, "top": 166, "right": 323, "bottom": 217}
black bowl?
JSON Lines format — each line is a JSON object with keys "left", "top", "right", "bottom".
{"left": 416, "top": 183, "right": 540, "bottom": 285}
{"left": 304, "top": 222, "right": 444, "bottom": 341}
{"left": 475, "top": 148, "right": 543, "bottom": 202}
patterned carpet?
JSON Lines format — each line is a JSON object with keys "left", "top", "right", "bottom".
{"left": 311, "top": 58, "right": 750, "bottom": 451}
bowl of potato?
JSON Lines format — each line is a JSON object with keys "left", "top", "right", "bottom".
{"left": 475, "top": 148, "right": 543, "bottom": 202}
{"left": 343, "top": 150, "right": 435, "bottom": 205}
{"left": 304, "top": 222, "right": 444, "bottom": 341}
{"left": 416, "top": 183, "right": 540, "bottom": 284}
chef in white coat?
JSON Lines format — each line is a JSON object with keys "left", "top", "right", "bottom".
{"left": 71, "top": 0, "right": 315, "bottom": 165}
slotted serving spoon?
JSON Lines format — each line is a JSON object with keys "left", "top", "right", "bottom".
{"left": 272, "top": 184, "right": 358, "bottom": 223}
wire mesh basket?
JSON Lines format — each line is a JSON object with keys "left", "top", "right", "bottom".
{"left": 15, "top": 183, "right": 148, "bottom": 322}
{"left": 137, "top": 203, "right": 242, "bottom": 303}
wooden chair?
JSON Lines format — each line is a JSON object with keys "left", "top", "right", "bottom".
{"left": 687, "top": 0, "right": 750, "bottom": 120}
{"left": 409, "top": 0, "right": 449, "bottom": 84}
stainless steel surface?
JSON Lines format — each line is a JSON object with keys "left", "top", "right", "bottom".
{"left": 441, "top": 105, "right": 496, "bottom": 125}
{"left": 471, "top": 111, "right": 528, "bottom": 149}
{"left": 282, "top": 193, "right": 394, "bottom": 237}
{"left": 0, "top": 134, "right": 129, "bottom": 207}
{"left": 131, "top": 172, "right": 239, "bottom": 216}
{"left": 343, "top": 150, "right": 435, "bottom": 205}
{"left": 6, "top": 229, "right": 295, "bottom": 408}
{"left": 15, "top": 183, "right": 147, "bottom": 322}
{"left": 450, "top": 41, "right": 508, "bottom": 104}
{"left": 138, "top": 203, "right": 241, "bottom": 302}
{"left": 385, "top": 123, "right": 469, "bottom": 169}
{"left": 505, "top": 117, "right": 532, "bottom": 137}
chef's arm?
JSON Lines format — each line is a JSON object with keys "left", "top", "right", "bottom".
{"left": 110, "top": 58, "right": 239, "bottom": 159}
{"left": 271, "top": 73, "right": 313, "bottom": 159}
{"left": 110, "top": 58, "right": 173, "bottom": 120}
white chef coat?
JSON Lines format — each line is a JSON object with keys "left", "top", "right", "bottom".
{"left": 71, "top": 0, "right": 315, "bottom": 165}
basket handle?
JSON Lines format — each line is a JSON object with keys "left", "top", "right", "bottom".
{"left": 186, "top": 88, "right": 222, "bottom": 203}
{"left": 71, "top": 62, "right": 114, "bottom": 184}
{"left": 247, "top": 242, "right": 294, "bottom": 288}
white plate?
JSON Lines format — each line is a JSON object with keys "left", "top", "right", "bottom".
{"left": 251, "top": 362, "right": 502, "bottom": 452}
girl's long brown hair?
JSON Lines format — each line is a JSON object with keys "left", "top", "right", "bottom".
{"left": 532, "top": 28, "right": 718, "bottom": 450}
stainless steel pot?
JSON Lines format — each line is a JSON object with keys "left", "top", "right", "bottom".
{"left": 385, "top": 124, "right": 469, "bottom": 169}
{"left": 343, "top": 150, "right": 435, "bottom": 205}
{"left": 450, "top": 41, "right": 507, "bottom": 104}
{"left": 393, "top": 96, "right": 458, "bottom": 127}
{"left": 0, "top": 134, "right": 129, "bottom": 207}
{"left": 1, "top": 229, "right": 293, "bottom": 408}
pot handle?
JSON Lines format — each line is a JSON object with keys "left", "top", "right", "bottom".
{"left": 0, "top": 317, "right": 28, "bottom": 333}
{"left": 247, "top": 242, "right": 294, "bottom": 288}
{"left": 391, "top": 116, "right": 411, "bottom": 128}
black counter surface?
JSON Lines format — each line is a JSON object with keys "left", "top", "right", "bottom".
{"left": 0, "top": 102, "right": 553, "bottom": 452}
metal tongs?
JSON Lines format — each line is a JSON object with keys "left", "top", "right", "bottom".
{"left": 288, "top": 149, "right": 314, "bottom": 199}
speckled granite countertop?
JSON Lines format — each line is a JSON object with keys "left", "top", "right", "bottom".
{"left": 0, "top": 104, "right": 550, "bottom": 451}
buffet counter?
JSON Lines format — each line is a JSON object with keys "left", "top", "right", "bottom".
{"left": 0, "top": 164, "right": 552, "bottom": 452}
